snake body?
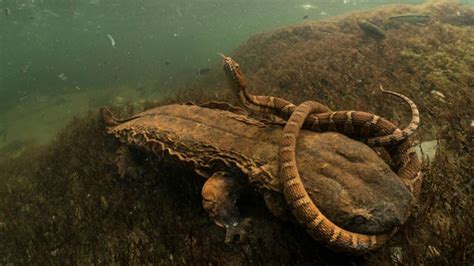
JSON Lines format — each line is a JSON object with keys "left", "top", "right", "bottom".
{"left": 220, "top": 54, "right": 422, "bottom": 252}
{"left": 220, "top": 54, "right": 419, "bottom": 147}
{"left": 280, "top": 101, "right": 394, "bottom": 252}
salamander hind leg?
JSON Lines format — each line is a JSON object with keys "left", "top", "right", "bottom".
{"left": 201, "top": 172, "right": 252, "bottom": 243}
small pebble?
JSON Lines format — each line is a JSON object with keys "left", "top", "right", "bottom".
{"left": 415, "top": 140, "right": 440, "bottom": 163}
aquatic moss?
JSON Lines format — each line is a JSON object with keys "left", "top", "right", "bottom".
{"left": 0, "top": 112, "right": 362, "bottom": 264}
{"left": 187, "top": 0, "right": 474, "bottom": 263}
{"left": 1, "top": 0, "right": 473, "bottom": 264}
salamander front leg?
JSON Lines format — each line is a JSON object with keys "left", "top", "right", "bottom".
{"left": 201, "top": 172, "right": 252, "bottom": 243}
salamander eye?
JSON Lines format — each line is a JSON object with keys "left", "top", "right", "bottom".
{"left": 353, "top": 215, "right": 366, "bottom": 225}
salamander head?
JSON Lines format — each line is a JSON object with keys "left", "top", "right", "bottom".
{"left": 299, "top": 132, "right": 414, "bottom": 235}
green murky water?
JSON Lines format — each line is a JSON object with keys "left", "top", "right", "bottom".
{"left": 0, "top": 0, "right": 433, "bottom": 147}
{"left": 1, "top": 1, "right": 473, "bottom": 264}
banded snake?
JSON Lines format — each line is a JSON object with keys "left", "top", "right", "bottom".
{"left": 220, "top": 54, "right": 422, "bottom": 253}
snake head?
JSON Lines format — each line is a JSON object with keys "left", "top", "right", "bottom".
{"left": 218, "top": 53, "right": 246, "bottom": 89}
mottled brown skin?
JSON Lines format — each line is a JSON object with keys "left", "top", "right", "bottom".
{"left": 280, "top": 101, "right": 392, "bottom": 253}
{"left": 220, "top": 54, "right": 421, "bottom": 196}
{"left": 101, "top": 103, "right": 412, "bottom": 244}
{"left": 220, "top": 54, "right": 422, "bottom": 252}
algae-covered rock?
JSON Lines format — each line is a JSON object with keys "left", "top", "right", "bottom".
{"left": 1, "top": 0, "right": 473, "bottom": 264}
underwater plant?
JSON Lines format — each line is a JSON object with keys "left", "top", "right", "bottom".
{"left": 1, "top": 0, "right": 473, "bottom": 264}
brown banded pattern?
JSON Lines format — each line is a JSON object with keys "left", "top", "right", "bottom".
{"left": 280, "top": 101, "right": 395, "bottom": 253}
{"left": 221, "top": 54, "right": 422, "bottom": 251}
{"left": 220, "top": 53, "right": 421, "bottom": 195}
{"left": 220, "top": 54, "right": 419, "bottom": 147}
